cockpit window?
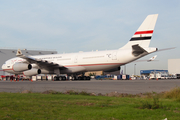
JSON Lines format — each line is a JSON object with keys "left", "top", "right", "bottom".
{"left": 5, "top": 60, "right": 11, "bottom": 64}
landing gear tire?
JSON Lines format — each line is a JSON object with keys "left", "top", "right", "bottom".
{"left": 62, "top": 76, "right": 66, "bottom": 81}
{"left": 73, "top": 76, "right": 77, "bottom": 80}
{"left": 87, "top": 76, "right": 91, "bottom": 80}
{"left": 54, "top": 76, "right": 57, "bottom": 81}
{"left": 54, "top": 76, "right": 58, "bottom": 81}
{"left": 83, "top": 76, "right": 87, "bottom": 80}
{"left": 78, "top": 76, "right": 82, "bottom": 80}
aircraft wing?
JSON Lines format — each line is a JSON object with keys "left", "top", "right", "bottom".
{"left": 16, "top": 49, "right": 65, "bottom": 69}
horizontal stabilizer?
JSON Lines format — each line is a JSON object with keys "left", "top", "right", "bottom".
{"left": 157, "top": 47, "right": 176, "bottom": 52}
{"left": 132, "top": 44, "right": 147, "bottom": 57}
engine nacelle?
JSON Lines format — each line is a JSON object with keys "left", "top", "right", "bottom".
{"left": 40, "top": 69, "right": 53, "bottom": 74}
{"left": 23, "top": 68, "right": 41, "bottom": 76}
{"left": 13, "top": 63, "right": 32, "bottom": 72}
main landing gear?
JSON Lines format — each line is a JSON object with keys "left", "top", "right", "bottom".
{"left": 54, "top": 76, "right": 67, "bottom": 81}
{"left": 72, "top": 76, "right": 91, "bottom": 80}
{"left": 72, "top": 72, "right": 91, "bottom": 80}
{"left": 53, "top": 69, "right": 91, "bottom": 81}
{"left": 53, "top": 75, "right": 91, "bottom": 81}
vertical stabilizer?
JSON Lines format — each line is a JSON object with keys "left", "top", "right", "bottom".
{"left": 121, "top": 14, "right": 158, "bottom": 49}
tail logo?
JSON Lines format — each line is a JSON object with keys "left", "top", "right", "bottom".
{"left": 130, "top": 30, "right": 154, "bottom": 41}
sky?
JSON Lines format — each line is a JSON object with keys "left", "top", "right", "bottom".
{"left": 0, "top": 0, "right": 180, "bottom": 75}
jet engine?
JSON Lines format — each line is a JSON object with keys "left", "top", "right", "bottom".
{"left": 40, "top": 69, "right": 53, "bottom": 74}
{"left": 13, "top": 63, "right": 32, "bottom": 72}
{"left": 23, "top": 68, "right": 41, "bottom": 76}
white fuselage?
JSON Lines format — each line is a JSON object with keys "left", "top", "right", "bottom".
{"left": 2, "top": 48, "right": 137, "bottom": 75}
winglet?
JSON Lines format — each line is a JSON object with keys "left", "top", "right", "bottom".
{"left": 16, "top": 49, "right": 23, "bottom": 56}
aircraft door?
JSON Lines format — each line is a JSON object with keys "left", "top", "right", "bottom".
{"left": 112, "top": 52, "right": 117, "bottom": 60}
{"left": 74, "top": 55, "right": 78, "bottom": 63}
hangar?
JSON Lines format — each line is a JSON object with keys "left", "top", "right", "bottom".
{"left": 0, "top": 48, "right": 57, "bottom": 75}
{"left": 140, "top": 70, "right": 168, "bottom": 76}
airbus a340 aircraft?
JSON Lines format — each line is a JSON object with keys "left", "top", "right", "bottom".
{"left": 2, "top": 14, "right": 160, "bottom": 80}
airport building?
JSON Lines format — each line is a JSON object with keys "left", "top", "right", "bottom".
{"left": 168, "top": 59, "right": 180, "bottom": 75}
{"left": 0, "top": 48, "right": 57, "bottom": 75}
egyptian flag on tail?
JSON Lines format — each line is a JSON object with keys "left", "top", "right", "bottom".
{"left": 130, "top": 30, "right": 154, "bottom": 41}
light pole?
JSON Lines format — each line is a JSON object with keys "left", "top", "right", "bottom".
{"left": 134, "top": 64, "right": 136, "bottom": 76}
{"left": 124, "top": 65, "right": 126, "bottom": 75}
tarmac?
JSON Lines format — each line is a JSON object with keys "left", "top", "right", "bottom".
{"left": 0, "top": 79, "right": 180, "bottom": 94}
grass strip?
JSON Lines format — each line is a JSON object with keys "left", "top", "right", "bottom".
{"left": 0, "top": 88, "right": 180, "bottom": 119}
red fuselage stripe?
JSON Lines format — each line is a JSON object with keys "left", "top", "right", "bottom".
{"left": 134, "top": 30, "right": 153, "bottom": 35}
{"left": 64, "top": 63, "right": 122, "bottom": 67}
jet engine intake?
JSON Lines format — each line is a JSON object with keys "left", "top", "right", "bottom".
{"left": 13, "top": 63, "right": 32, "bottom": 72}
{"left": 23, "top": 68, "right": 41, "bottom": 76}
